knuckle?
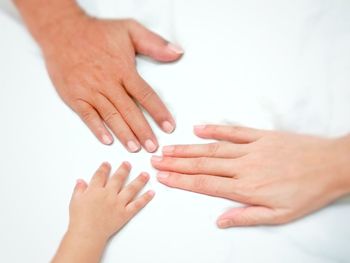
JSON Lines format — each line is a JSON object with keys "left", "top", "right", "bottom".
{"left": 104, "top": 111, "right": 120, "bottom": 123}
{"left": 208, "top": 143, "right": 220, "bottom": 157}
{"left": 127, "top": 184, "right": 139, "bottom": 194}
{"left": 138, "top": 88, "right": 156, "bottom": 105}
{"left": 121, "top": 105, "right": 137, "bottom": 121}
{"left": 193, "top": 176, "right": 208, "bottom": 191}
{"left": 80, "top": 110, "right": 94, "bottom": 122}
{"left": 193, "top": 157, "right": 206, "bottom": 171}
{"left": 132, "top": 199, "right": 144, "bottom": 211}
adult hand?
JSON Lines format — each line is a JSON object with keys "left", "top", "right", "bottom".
{"left": 151, "top": 125, "right": 350, "bottom": 228}
{"left": 42, "top": 15, "right": 183, "bottom": 152}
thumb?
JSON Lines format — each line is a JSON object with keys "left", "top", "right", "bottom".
{"left": 216, "top": 206, "right": 277, "bottom": 228}
{"left": 127, "top": 20, "right": 184, "bottom": 62}
{"left": 73, "top": 179, "right": 88, "bottom": 195}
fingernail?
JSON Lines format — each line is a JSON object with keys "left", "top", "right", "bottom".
{"left": 122, "top": 161, "right": 131, "bottom": 169}
{"left": 157, "top": 172, "right": 170, "bottom": 180}
{"left": 194, "top": 125, "right": 206, "bottom": 131}
{"left": 102, "top": 134, "right": 113, "bottom": 145}
{"left": 145, "top": 139, "right": 158, "bottom": 152}
{"left": 217, "top": 219, "right": 232, "bottom": 228}
{"left": 140, "top": 172, "right": 150, "bottom": 180}
{"left": 162, "top": 121, "right": 175, "bottom": 133}
{"left": 167, "top": 43, "right": 184, "bottom": 54}
{"left": 162, "top": 146, "right": 175, "bottom": 154}
{"left": 127, "top": 140, "right": 140, "bottom": 153}
{"left": 151, "top": 155, "right": 163, "bottom": 162}
{"left": 76, "top": 179, "right": 84, "bottom": 185}
{"left": 147, "top": 190, "right": 156, "bottom": 197}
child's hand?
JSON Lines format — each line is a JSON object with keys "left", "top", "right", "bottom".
{"left": 68, "top": 162, "right": 154, "bottom": 242}
{"left": 52, "top": 162, "right": 154, "bottom": 263}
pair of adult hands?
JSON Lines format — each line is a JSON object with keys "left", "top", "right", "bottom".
{"left": 40, "top": 14, "right": 349, "bottom": 227}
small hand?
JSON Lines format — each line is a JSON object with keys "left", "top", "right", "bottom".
{"left": 152, "top": 125, "right": 350, "bottom": 228}
{"left": 41, "top": 15, "right": 183, "bottom": 152}
{"left": 68, "top": 162, "right": 154, "bottom": 241}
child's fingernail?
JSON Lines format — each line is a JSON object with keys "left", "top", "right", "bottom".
{"left": 151, "top": 156, "right": 163, "bottom": 162}
{"left": 123, "top": 161, "right": 131, "bottom": 169}
{"left": 127, "top": 140, "right": 140, "bottom": 152}
{"left": 76, "top": 179, "right": 84, "bottom": 185}
{"left": 140, "top": 172, "right": 150, "bottom": 180}
{"left": 102, "top": 134, "right": 113, "bottom": 145}
{"left": 194, "top": 125, "right": 206, "bottom": 131}
{"left": 162, "top": 146, "right": 175, "bottom": 154}
{"left": 157, "top": 172, "right": 170, "bottom": 180}
{"left": 167, "top": 43, "right": 184, "bottom": 54}
{"left": 148, "top": 190, "right": 155, "bottom": 197}
{"left": 162, "top": 121, "right": 175, "bottom": 133}
{"left": 145, "top": 139, "right": 158, "bottom": 152}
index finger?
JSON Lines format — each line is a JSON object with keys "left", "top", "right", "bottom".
{"left": 156, "top": 172, "right": 244, "bottom": 202}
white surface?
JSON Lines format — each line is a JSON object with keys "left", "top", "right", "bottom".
{"left": 1, "top": 1, "right": 350, "bottom": 262}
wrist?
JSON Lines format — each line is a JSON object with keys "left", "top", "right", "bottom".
{"left": 66, "top": 226, "right": 109, "bottom": 246}
{"left": 329, "top": 135, "right": 350, "bottom": 197}
{"left": 15, "top": 0, "right": 88, "bottom": 47}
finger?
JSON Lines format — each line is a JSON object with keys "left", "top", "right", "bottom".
{"left": 74, "top": 100, "right": 113, "bottom": 145}
{"left": 124, "top": 72, "right": 176, "bottom": 134}
{"left": 72, "top": 179, "right": 88, "bottom": 196}
{"left": 194, "top": 125, "right": 264, "bottom": 143}
{"left": 106, "top": 161, "right": 131, "bottom": 193}
{"left": 118, "top": 172, "right": 150, "bottom": 204}
{"left": 94, "top": 94, "right": 141, "bottom": 153}
{"left": 127, "top": 19, "right": 184, "bottom": 62}
{"left": 151, "top": 156, "right": 238, "bottom": 177}
{"left": 157, "top": 172, "right": 243, "bottom": 201}
{"left": 105, "top": 86, "right": 158, "bottom": 152}
{"left": 162, "top": 142, "right": 248, "bottom": 158}
{"left": 126, "top": 190, "right": 155, "bottom": 217}
{"left": 216, "top": 206, "right": 277, "bottom": 228}
{"left": 89, "top": 162, "right": 111, "bottom": 188}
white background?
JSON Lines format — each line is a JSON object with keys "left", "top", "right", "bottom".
{"left": 1, "top": 1, "right": 350, "bottom": 262}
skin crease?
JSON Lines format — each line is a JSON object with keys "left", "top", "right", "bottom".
{"left": 152, "top": 125, "right": 350, "bottom": 228}
{"left": 52, "top": 162, "right": 155, "bottom": 263}
{"left": 14, "top": 0, "right": 184, "bottom": 153}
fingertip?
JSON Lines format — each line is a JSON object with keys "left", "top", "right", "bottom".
{"left": 140, "top": 172, "right": 150, "bottom": 182}
{"left": 167, "top": 43, "right": 185, "bottom": 55}
{"left": 126, "top": 140, "right": 141, "bottom": 153}
{"left": 216, "top": 219, "right": 233, "bottom": 229}
{"left": 161, "top": 121, "right": 176, "bottom": 134}
{"left": 145, "top": 139, "right": 158, "bottom": 153}
{"left": 102, "top": 162, "right": 111, "bottom": 169}
{"left": 147, "top": 190, "right": 155, "bottom": 198}
{"left": 193, "top": 125, "right": 207, "bottom": 134}
{"left": 101, "top": 133, "right": 114, "bottom": 145}
{"left": 157, "top": 171, "right": 170, "bottom": 182}
{"left": 122, "top": 161, "right": 132, "bottom": 170}
{"left": 74, "top": 179, "right": 87, "bottom": 192}
{"left": 162, "top": 145, "right": 175, "bottom": 155}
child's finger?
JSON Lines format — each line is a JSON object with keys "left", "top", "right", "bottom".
{"left": 126, "top": 190, "right": 155, "bottom": 216}
{"left": 73, "top": 179, "right": 88, "bottom": 195}
{"left": 118, "top": 172, "right": 150, "bottom": 204}
{"left": 89, "top": 162, "right": 111, "bottom": 188}
{"left": 106, "top": 161, "right": 131, "bottom": 193}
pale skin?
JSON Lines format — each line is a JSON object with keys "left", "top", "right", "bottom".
{"left": 52, "top": 162, "right": 154, "bottom": 263}
{"left": 152, "top": 125, "right": 350, "bottom": 228}
{"left": 14, "top": 0, "right": 183, "bottom": 153}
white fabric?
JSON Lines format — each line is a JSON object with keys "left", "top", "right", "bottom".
{"left": 0, "top": 0, "right": 350, "bottom": 262}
